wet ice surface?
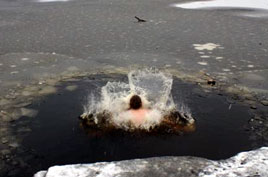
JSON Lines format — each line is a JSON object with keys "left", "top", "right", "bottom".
{"left": 0, "top": 52, "right": 101, "bottom": 96}
{"left": 34, "top": 147, "right": 268, "bottom": 177}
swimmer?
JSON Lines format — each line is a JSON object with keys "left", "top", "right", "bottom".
{"left": 80, "top": 94, "right": 195, "bottom": 133}
{"left": 127, "top": 95, "right": 150, "bottom": 127}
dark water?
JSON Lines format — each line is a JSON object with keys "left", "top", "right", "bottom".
{"left": 11, "top": 74, "right": 256, "bottom": 176}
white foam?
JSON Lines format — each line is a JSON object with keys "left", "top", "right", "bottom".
{"left": 173, "top": 0, "right": 268, "bottom": 10}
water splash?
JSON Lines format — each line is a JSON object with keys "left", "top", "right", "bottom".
{"left": 82, "top": 69, "right": 193, "bottom": 130}
{"left": 128, "top": 69, "right": 174, "bottom": 111}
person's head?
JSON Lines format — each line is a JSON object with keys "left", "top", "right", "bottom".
{"left": 129, "top": 95, "right": 142, "bottom": 110}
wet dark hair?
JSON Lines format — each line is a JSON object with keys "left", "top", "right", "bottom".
{"left": 129, "top": 95, "right": 142, "bottom": 110}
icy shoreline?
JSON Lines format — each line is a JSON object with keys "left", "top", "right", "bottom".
{"left": 34, "top": 147, "right": 268, "bottom": 177}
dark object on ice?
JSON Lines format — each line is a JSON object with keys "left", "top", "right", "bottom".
{"left": 135, "top": 16, "right": 146, "bottom": 22}
{"left": 207, "top": 79, "right": 216, "bottom": 86}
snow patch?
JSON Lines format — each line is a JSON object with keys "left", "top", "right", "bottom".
{"left": 21, "top": 58, "right": 29, "bottom": 61}
{"left": 200, "top": 55, "right": 210, "bottom": 58}
{"left": 198, "top": 61, "right": 208, "bottom": 66}
{"left": 215, "top": 57, "right": 223, "bottom": 60}
{"left": 222, "top": 68, "right": 231, "bottom": 72}
{"left": 10, "top": 71, "right": 19, "bottom": 74}
{"left": 34, "top": 147, "right": 268, "bottom": 177}
{"left": 172, "top": 0, "right": 268, "bottom": 10}
{"left": 193, "top": 43, "right": 221, "bottom": 51}
{"left": 200, "top": 147, "right": 268, "bottom": 176}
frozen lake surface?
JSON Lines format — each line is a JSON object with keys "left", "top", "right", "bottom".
{"left": 1, "top": 0, "right": 268, "bottom": 176}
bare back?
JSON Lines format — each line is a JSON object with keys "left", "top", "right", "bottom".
{"left": 128, "top": 109, "right": 150, "bottom": 126}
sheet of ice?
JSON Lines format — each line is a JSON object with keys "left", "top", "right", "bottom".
{"left": 0, "top": 52, "right": 100, "bottom": 97}
{"left": 34, "top": 147, "right": 268, "bottom": 177}
{"left": 173, "top": 0, "right": 268, "bottom": 10}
